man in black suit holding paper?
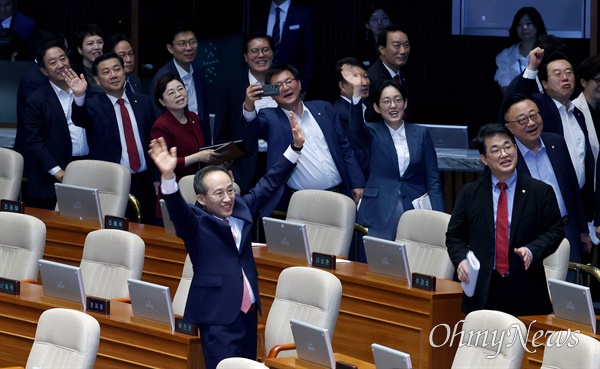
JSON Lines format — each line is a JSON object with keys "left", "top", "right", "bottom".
{"left": 446, "top": 123, "right": 564, "bottom": 316}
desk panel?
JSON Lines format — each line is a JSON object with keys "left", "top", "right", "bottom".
{"left": 0, "top": 282, "right": 202, "bottom": 369}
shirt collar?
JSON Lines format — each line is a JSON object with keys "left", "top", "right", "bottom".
{"left": 492, "top": 169, "right": 518, "bottom": 189}
{"left": 174, "top": 59, "right": 194, "bottom": 78}
{"left": 386, "top": 121, "right": 406, "bottom": 137}
{"left": 271, "top": 0, "right": 290, "bottom": 12}
{"left": 49, "top": 80, "right": 72, "bottom": 96}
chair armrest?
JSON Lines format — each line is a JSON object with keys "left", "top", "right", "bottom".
{"left": 113, "top": 296, "right": 131, "bottom": 303}
{"left": 267, "top": 342, "right": 297, "bottom": 358}
{"left": 1, "top": 366, "right": 26, "bottom": 368}
{"left": 257, "top": 323, "right": 266, "bottom": 362}
{"left": 21, "top": 279, "right": 37, "bottom": 284}
{"left": 128, "top": 194, "right": 142, "bottom": 223}
{"left": 354, "top": 223, "right": 368, "bottom": 236}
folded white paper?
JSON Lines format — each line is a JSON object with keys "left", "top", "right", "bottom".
{"left": 461, "top": 251, "right": 480, "bottom": 297}
{"left": 411, "top": 192, "right": 432, "bottom": 210}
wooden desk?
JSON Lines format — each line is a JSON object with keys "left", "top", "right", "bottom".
{"left": 24, "top": 208, "right": 464, "bottom": 369}
{"left": 255, "top": 250, "right": 464, "bottom": 369}
{"left": 25, "top": 207, "right": 188, "bottom": 298}
{"left": 518, "top": 314, "right": 600, "bottom": 369}
{"left": 0, "top": 282, "right": 202, "bottom": 368}
{"left": 265, "top": 353, "right": 375, "bottom": 369}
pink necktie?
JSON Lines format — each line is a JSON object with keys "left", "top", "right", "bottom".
{"left": 496, "top": 183, "right": 509, "bottom": 275}
{"left": 226, "top": 219, "right": 253, "bottom": 313}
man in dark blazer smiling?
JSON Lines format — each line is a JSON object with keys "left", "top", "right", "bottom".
{"left": 446, "top": 123, "right": 564, "bottom": 316}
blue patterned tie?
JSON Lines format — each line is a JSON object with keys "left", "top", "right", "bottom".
{"left": 272, "top": 7, "right": 281, "bottom": 62}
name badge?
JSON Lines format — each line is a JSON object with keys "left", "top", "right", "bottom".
{"left": 289, "top": 24, "right": 300, "bottom": 30}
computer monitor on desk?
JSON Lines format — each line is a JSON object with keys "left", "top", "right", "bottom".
{"left": 416, "top": 123, "right": 469, "bottom": 149}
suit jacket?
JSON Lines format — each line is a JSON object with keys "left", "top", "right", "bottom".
{"left": 332, "top": 97, "right": 369, "bottom": 178}
{"left": 249, "top": 1, "right": 314, "bottom": 93}
{"left": 164, "top": 154, "right": 296, "bottom": 325}
{"left": 215, "top": 73, "right": 261, "bottom": 194}
{"left": 516, "top": 133, "right": 588, "bottom": 262}
{"left": 573, "top": 92, "right": 599, "bottom": 181}
{"left": 23, "top": 82, "right": 78, "bottom": 198}
{"left": 246, "top": 100, "right": 366, "bottom": 216}
{"left": 512, "top": 76, "right": 595, "bottom": 221}
{"left": 365, "top": 59, "right": 409, "bottom": 123}
{"left": 71, "top": 91, "right": 155, "bottom": 171}
{"left": 446, "top": 173, "right": 564, "bottom": 316}
{"left": 149, "top": 59, "right": 211, "bottom": 142}
{"left": 350, "top": 106, "right": 444, "bottom": 230}
{"left": 9, "top": 11, "right": 36, "bottom": 59}
{"left": 126, "top": 75, "right": 144, "bottom": 95}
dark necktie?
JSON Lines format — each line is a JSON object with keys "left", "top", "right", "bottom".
{"left": 496, "top": 182, "right": 509, "bottom": 275}
{"left": 117, "top": 98, "right": 141, "bottom": 172}
{"left": 225, "top": 218, "right": 252, "bottom": 313}
{"left": 393, "top": 74, "right": 401, "bottom": 85}
{"left": 272, "top": 7, "right": 281, "bottom": 61}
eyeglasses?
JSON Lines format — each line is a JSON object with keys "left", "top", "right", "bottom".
{"left": 591, "top": 77, "right": 600, "bottom": 85}
{"left": 173, "top": 39, "right": 197, "bottom": 48}
{"left": 207, "top": 188, "right": 235, "bottom": 200}
{"left": 274, "top": 78, "right": 296, "bottom": 88}
{"left": 379, "top": 96, "right": 404, "bottom": 108}
{"left": 117, "top": 51, "right": 135, "bottom": 60}
{"left": 488, "top": 144, "right": 515, "bottom": 158}
{"left": 248, "top": 47, "right": 272, "bottom": 56}
{"left": 505, "top": 111, "right": 540, "bottom": 126}
{"left": 550, "top": 68, "right": 574, "bottom": 79}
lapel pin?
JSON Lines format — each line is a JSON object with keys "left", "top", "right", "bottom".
{"left": 318, "top": 112, "right": 321, "bottom": 116}
{"left": 522, "top": 189, "right": 526, "bottom": 193}
{"left": 134, "top": 100, "right": 138, "bottom": 103}
{"left": 551, "top": 145, "right": 555, "bottom": 149}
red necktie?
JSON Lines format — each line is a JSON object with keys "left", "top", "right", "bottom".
{"left": 226, "top": 219, "right": 253, "bottom": 313}
{"left": 117, "top": 98, "right": 141, "bottom": 172}
{"left": 393, "top": 74, "right": 401, "bottom": 85}
{"left": 496, "top": 182, "right": 509, "bottom": 275}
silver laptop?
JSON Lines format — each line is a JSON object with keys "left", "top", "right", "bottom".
{"left": 548, "top": 278, "right": 596, "bottom": 334}
{"left": 290, "top": 319, "right": 335, "bottom": 369}
{"left": 416, "top": 123, "right": 469, "bottom": 149}
{"left": 159, "top": 199, "right": 176, "bottom": 234}
{"left": 38, "top": 259, "right": 86, "bottom": 311}
{"left": 262, "top": 217, "right": 311, "bottom": 266}
{"left": 54, "top": 183, "right": 103, "bottom": 227}
{"left": 128, "top": 278, "right": 175, "bottom": 331}
{"left": 363, "top": 236, "right": 412, "bottom": 287}
{"left": 372, "top": 343, "right": 413, "bottom": 369}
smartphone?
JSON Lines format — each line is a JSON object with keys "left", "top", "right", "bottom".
{"left": 258, "top": 84, "right": 280, "bottom": 97}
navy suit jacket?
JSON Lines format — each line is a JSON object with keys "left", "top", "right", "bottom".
{"left": 350, "top": 107, "right": 444, "bottom": 230}
{"left": 246, "top": 100, "right": 366, "bottom": 216}
{"left": 365, "top": 59, "right": 409, "bottom": 123}
{"left": 516, "top": 133, "right": 588, "bottom": 262}
{"left": 332, "top": 97, "right": 369, "bottom": 178}
{"left": 249, "top": 2, "right": 314, "bottom": 92}
{"left": 215, "top": 73, "right": 261, "bottom": 194}
{"left": 446, "top": 173, "right": 564, "bottom": 316}
{"left": 71, "top": 91, "right": 156, "bottom": 171}
{"left": 511, "top": 76, "right": 595, "bottom": 221}
{"left": 149, "top": 59, "right": 211, "bottom": 143}
{"left": 164, "top": 154, "right": 296, "bottom": 325}
{"left": 126, "top": 75, "right": 143, "bottom": 95}
{"left": 23, "top": 82, "right": 79, "bottom": 198}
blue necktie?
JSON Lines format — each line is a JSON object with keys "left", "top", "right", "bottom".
{"left": 272, "top": 7, "right": 281, "bottom": 62}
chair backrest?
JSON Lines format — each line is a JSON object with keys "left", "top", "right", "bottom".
{"left": 451, "top": 310, "right": 526, "bottom": 369}
{"left": 0, "top": 211, "right": 46, "bottom": 281}
{"left": 265, "top": 266, "right": 342, "bottom": 358}
{"left": 25, "top": 308, "right": 100, "bottom": 369}
{"left": 217, "top": 357, "right": 268, "bottom": 369}
{"left": 80, "top": 229, "right": 145, "bottom": 299}
{"left": 178, "top": 174, "right": 241, "bottom": 205}
{"left": 543, "top": 238, "right": 570, "bottom": 282}
{"left": 173, "top": 253, "right": 193, "bottom": 316}
{"left": 286, "top": 189, "right": 356, "bottom": 257}
{"left": 59, "top": 159, "right": 131, "bottom": 218}
{"left": 0, "top": 147, "right": 23, "bottom": 201}
{"left": 395, "top": 209, "right": 454, "bottom": 279}
{"left": 540, "top": 330, "right": 600, "bottom": 369}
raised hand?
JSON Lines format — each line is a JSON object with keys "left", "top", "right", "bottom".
{"left": 289, "top": 112, "right": 304, "bottom": 149}
{"left": 148, "top": 137, "right": 177, "bottom": 179}
{"left": 527, "top": 47, "right": 545, "bottom": 71}
{"left": 64, "top": 68, "right": 88, "bottom": 97}
{"left": 341, "top": 64, "right": 363, "bottom": 98}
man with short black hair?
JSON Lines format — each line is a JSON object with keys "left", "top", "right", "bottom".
{"left": 103, "top": 33, "right": 143, "bottom": 94}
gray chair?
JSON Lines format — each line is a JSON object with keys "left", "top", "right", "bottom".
{"left": 0, "top": 147, "right": 23, "bottom": 201}
{"left": 395, "top": 209, "right": 454, "bottom": 279}
{"left": 25, "top": 308, "right": 100, "bottom": 369}
{"left": 543, "top": 238, "right": 570, "bottom": 282}
{"left": 217, "top": 357, "right": 268, "bottom": 369}
{"left": 173, "top": 254, "right": 193, "bottom": 316}
{"left": 540, "top": 330, "right": 600, "bottom": 369}
{"left": 80, "top": 229, "right": 145, "bottom": 300}
{"left": 58, "top": 159, "right": 131, "bottom": 218}
{"left": 286, "top": 189, "right": 356, "bottom": 257}
{"left": 0, "top": 211, "right": 46, "bottom": 282}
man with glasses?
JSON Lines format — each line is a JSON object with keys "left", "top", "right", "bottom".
{"left": 215, "top": 32, "right": 276, "bottom": 195}
{"left": 503, "top": 94, "right": 592, "bottom": 273}
{"left": 103, "top": 33, "right": 143, "bottom": 95}
{"left": 243, "top": 63, "right": 365, "bottom": 218}
{"left": 447, "top": 123, "right": 564, "bottom": 316}
{"left": 149, "top": 21, "right": 211, "bottom": 145}
{"left": 510, "top": 48, "right": 595, "bottom": 224}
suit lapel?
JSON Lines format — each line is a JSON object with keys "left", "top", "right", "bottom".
{"left": 481, "top": 175, "right": 496, "bottom": 239}
{"left": 404, "top": 124, "right": 419, "bottom": 175}
{"left": 376, "top": 123, "right": 401, "bottom": 179}
{"left": 45, "top": 84, "right": 70, "bottom": 139}
{"left": 509, "top": 175, "right": 528, "bottom": 244}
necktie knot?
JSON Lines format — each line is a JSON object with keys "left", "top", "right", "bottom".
{"left": 497, "top": 182, "right": 507, "bottom": 191}
{"left": 117, "top": 98, "right": 125, "bottom": 106}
